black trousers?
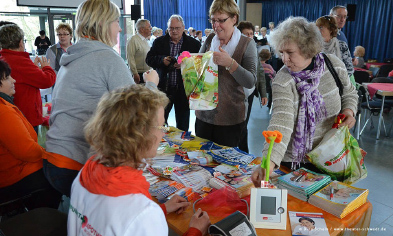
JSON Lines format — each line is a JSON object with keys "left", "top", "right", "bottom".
{"left": 195, "top": 118, "right": 245, "bottom": 148}
{"left": 0, "top": 169, "right": 62, "bottom": 210}
{"left": 164, "top": 85, "right": 190, "bottom": 131}
{"left": 137, "top": 72, "right": 145, "bottom": 84}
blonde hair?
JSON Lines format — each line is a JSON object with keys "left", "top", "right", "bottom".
{"left": 269, "top": 16, "right": 323, "bottom": 59}
{"left": 316, "top": 16, "right": 338, "bottom": 37}
{"left": 56, "top": 23, "right": 73, "bottom": 35}
{"left": 75, "top": 0, "right": 120, "bottom": 47}
{"left": 85, "top": 85, "right": 169, "bottom": 168}
{"left": 354, "top": 46, "right": 365, "bottom": 57}
{"left": 209, "top": 0, "right": 240, "bottom": 26}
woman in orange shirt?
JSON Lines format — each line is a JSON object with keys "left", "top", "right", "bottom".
{"left": 0, "top": 60, "right": 60, "bottom": 209}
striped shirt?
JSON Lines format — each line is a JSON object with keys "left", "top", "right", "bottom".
{"left": 168, "top": 37, "right": 183, "bottom": 88}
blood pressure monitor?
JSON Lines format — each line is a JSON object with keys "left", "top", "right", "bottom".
{"left": 249, "top": 188, "right": 288, "bottom": 230}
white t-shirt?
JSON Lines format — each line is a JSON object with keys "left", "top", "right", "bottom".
{"left": 68, "top": 172, "right": 168, "bottom": 236}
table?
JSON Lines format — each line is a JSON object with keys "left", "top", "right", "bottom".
{"left": 365, "top": 62, "right": 392, "bottom": 70}
{"left": 364, "top": 83, "right": 393, "bottom": 139}
{"left": 162, "top": 190, "right": 372, "bottom": 236}
{"left": 156, "top": 162, "right": 372, "bottom": 236}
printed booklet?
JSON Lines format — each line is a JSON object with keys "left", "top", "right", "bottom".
{"left": 289, "top": 211, "right": 329, "bottom": 236}
{"left": 308, "top": 181, "right": 369, "bottom": 218}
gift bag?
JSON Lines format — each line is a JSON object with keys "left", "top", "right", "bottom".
{"left": 306, "top": 126, "right": 367, "bottom": 185}
{"left": 180, "top": 51, "right": 218, "bottom": 110}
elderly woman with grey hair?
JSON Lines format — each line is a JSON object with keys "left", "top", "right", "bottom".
{"left": 251, "top": 17, "right": 358, "bottom": 186}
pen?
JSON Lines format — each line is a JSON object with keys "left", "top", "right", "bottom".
{"left": 330, "top": 186, "right": 334, "bottom": 200}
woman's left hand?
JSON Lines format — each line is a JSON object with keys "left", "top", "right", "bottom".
{"left": 164, "top": 195, "right": 191, "bottom": 214}
{"left": 339, "top": 109, "right": 356, "bottom": 129}
{"left": 213, "top": 46, "right": 233, "bottom": 68}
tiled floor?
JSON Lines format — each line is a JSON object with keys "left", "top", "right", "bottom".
{"left": 167, "top": 97, "right": 393, "bottom": 235}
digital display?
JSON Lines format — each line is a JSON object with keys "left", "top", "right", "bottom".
{"left": 260, "top": 196, "right": 276, "bottom": 215}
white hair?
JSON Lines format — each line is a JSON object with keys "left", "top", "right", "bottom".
{"left": 135, "top": 19, "right": 149, "bottom": 33}
{"left": 167, "top": 15, "right": 185, "bottom": 28}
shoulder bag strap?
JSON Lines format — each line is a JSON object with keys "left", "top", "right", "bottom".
{"left": 322, "top": 53, "right": 343, "bottom": 96}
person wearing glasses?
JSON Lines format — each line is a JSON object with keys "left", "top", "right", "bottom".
{"left": 251, "top": 17, "right": 357, "bottom": 186}
{"left": 44, "top": 0, "right": 158, "bottom": 197}
{"left": 68, "top": 84, "right": 210, "bottom": 236}
{"left": 195, "top": 0, "right": 257, "bottom": 148}
{"left": 146, "top": 14, "right": 200, "bottom": 132}
{"left": 330, "top": 5, "right": 349, "bottom": 45}
{"left": 0, "top": 24, "right": 56, "bottom": 133}
{"left": 316, "top": 16, "right": 354, "bottom": 80}
{"left": 46, "top": 23, "right": 73, "bottom": 74}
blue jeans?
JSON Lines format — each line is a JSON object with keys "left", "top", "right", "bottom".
{"left": 43, "top": 159, "right": 80, "bottom": 197}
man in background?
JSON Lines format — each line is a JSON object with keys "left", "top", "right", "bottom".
{"left": 146, "top": 15, "right": 200, "bottom": 131}
{"left": 126, "top": 19, "right": 152, "bottom": 83}
{"left": 267, "top": 22, "right": 274, "bottom": 35}
{"left": 330, "top": 5, "right": 349, "bottom": 45}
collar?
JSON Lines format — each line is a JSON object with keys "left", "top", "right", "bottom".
{"left": 79, "top": 156, "right": 152, "bottom": 198}
{"left": 0, "top": 93, "right": 14, "bottom": 105}
{"left": 170, "top": 36, "right": 184, "bottom": 45}
{"left": 137, "top": 33, "right": 149, "bottom": 41}
{"left": 0, "top": 48, "right": 30, "bottom": 59}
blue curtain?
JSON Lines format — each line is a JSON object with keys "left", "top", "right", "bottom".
{"left": 144, "top": 0, "right": 212, "bottom": 34}
{"left": 143, "top": 0, "right": 178, "bottom": 33}
{"left": 261, "top": 0, "right": 392, "bottom": 62}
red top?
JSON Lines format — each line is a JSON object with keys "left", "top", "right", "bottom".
{"left": 389, "top": 70, "right": 393, "bottom": 77}
{"left": 0, "top": 49, "right": 56, "bottom": 126}
{"left": 367, "top": 83, "right": 393, "bottom": 99}
{"left": 0, "top": 98, "right": 44, "bottom": 188}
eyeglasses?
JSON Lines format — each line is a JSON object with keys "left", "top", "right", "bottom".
{"left": 168, "top": 27, "right": 182, "bottom": 32}
{"left": 334, "top": 14, "right": 348, "bottom": 20}
{"left": 154, "top": 124, "right": 170, "bottom": 133}
{"left": 57, "top": 33, "right": 70, "bottom": 36}
{"left": 209, "top": 17, "right": 230, "bottom": 25}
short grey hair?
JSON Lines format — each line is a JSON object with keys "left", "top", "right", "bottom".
{"left": 269, "top": 16, "right": 323, "bottom": 59}
{"left": 135, "top": 19, "right": 149, "bottom": 33}
{"left": 167, "top": 15, "right": 185, "bottom": 28}
{"left": 269, "top": 22, "right": 274, "bottom": 26}
{"left": 0, "top": 24, "right": 24, "bottom": 50}
{"left": 330, "top": 5, "right": 347, "bottom": 15}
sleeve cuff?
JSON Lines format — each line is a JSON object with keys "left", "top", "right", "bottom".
{"left": 182, "top": 227, "right": 202, "bottom": 236}
{"left": 145, "top": 81, "right": 158, "bottom": 90}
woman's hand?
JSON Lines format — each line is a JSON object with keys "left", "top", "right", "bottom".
{"left": 261, "top": 97, "right": 268, "bottom": 106}
{"left": 189, "top": 208, "right": 210, "bottom": 235}
{"left": 164, "top": 195, "right": 191, "bottom": 214}
{"left": 251, "top": 161, "right": 275, "bottom": 187}
{"left": 143, "top": 69, "right": 159, "bottom": 86}
{"left": 213, "top": 47, "right": 238, "bottom": 72}
{"left": 339, "top": 109, "right": 356, "bottom": 129}
{"left": 34, "top": 56, "right": 50, "bottom": 69}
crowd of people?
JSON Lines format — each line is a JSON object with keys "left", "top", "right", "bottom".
{"left": 1, "top": 0, "right": 390, "bottom": 235}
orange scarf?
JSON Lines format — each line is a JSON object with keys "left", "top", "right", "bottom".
{"left": 79, "top": 157, "right": 152, "bottom": 199}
